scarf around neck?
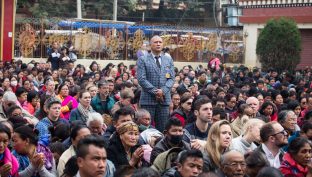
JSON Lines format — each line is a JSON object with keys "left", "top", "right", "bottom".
{"left": 77, "top": 103, "right": 93, "bottom": 123}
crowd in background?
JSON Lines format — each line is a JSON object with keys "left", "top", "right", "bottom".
{"left": 0, "top": 39, "right": 312, "bottom": 177}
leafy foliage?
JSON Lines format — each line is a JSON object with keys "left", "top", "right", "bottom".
{"left": 256, "top": 18, "right": 302, "bottom": 72}
{"left": 17, "top": 0, "right": 77, "bottom": 18}
{"left": 16, "top": 0, "right": 214, "bottom": 25}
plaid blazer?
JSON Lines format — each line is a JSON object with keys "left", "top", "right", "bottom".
{"left": 137, "top": 53, "right": 175, "bottom": 106}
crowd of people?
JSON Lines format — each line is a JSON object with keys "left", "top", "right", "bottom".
{"left": 0, "top": 35, "right": 311, "bottom": 177}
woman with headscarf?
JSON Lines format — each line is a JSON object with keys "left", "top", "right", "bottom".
{"left": 107, "top": 121, "right": 143, "bottom": 169}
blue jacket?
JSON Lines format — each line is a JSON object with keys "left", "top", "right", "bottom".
{"left": 35, "top": 117, "right": 69, "bottom": 146}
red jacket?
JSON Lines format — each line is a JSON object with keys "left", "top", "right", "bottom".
{"left": 280, "top": 153, "right": 308, "bottom": 177}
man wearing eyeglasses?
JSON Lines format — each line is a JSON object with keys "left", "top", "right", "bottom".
{"left": 277, "top": 110, "right": 298, "bottom": 136}
{"left": 301, "top": 96, "right": 312, "bottom": 118}
{"left": 217, "top": 150, "right": 247, "bottom": 177}
{"left": 254, "top": 122, "right": 288, "bottom": 168}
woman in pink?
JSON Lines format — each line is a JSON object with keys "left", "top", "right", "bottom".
{"left": 56, "top": 83, "right": 78, "bottom": 120}
{"left": 0, "top": 124, "right": 19, "bottom": 177}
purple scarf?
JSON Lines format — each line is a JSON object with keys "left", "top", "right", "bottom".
{"left": 36, "top": 143, "right": 53, "bottom": 171}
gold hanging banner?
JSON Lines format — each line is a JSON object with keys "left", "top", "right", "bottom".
{"left": 181, "top": 33, "right": 196, "bottom": 61}
{"left": 18, "top": 24, "right": 36, "bottom": 57}
{"left": 105, "top": 29, "right": 125, "bottom": 59}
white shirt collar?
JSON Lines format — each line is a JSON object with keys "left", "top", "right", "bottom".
{"left": 151, "top": 52, "right": 161, "bottom": 58}
{"left": 151, "top": 53, "right": 161, "bottom": 65}
{"left": 261, "top": 143, "right": 282, "bottom": 168}
{"left": 262, "top": 143, "right": 275, "bottom": 158}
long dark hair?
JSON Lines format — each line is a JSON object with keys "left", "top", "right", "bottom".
{"left": 259, "top": 101, "right": 276, "bottom": 116}
{"left": 14, "top": 125, "right": 39, "bottom": 146}
{"left": 288, "top": 137, "right": 311, "bottom": 156}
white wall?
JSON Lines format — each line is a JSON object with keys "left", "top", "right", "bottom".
{"left": 243, "top": 24, "right": 264, "bottom": 68}
{"left": 18, "top": 58, "right": 213, "bottom": 70}
{"left": 243, "top": 23, "right": 312, "bottom": 68}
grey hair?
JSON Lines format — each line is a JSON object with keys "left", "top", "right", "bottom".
{"left": 220, "top": 150, "right": 243, "bottom": 165}
{"left": 135, "top": 109, "right": 151, "bottom": 122}
{"left": 86, "top": 112, "right": 103, "bottom": 126}
{"left": 3, "top": 91, "right": 17, "bottom": 102}
{"left": 278, "top": 110, "right": 294, "bottom": 123}
{"left": 246, "top": 96, "right": 259, "bottom": 105}
{"left": 150, "top": 35, "right": 161, "bottom": 43}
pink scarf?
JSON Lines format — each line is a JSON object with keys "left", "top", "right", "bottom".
{"left": 3, "top": 148, "right": 19, "bottom": 177}
{"left": 60, "top": 95, "right": 78, "bottom": 120}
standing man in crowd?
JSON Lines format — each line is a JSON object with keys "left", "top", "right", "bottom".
{"left": 137, "top": 35, "right": 175, "bottom": 132}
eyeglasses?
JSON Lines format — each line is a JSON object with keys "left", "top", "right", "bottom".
{"left": 270, "top": 130, "right": 288, "bottom": 137}
{"left": 224, "top": 162, "right": 247, "bottom": 168}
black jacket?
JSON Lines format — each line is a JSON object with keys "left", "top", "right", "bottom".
{"left": 103, "top": 125, "right": 116, "bottom": 143}
{"left": 106, "top": 133, "right": 140, "bottom": 169}
{"left": 150, "top": 137, "right": 191, "bottom": 164}
{"left": 253, "top": 144, "right": 284, "bottom": 165}
{"left": 162, "top": 167, "right": 182, "bottom": 177}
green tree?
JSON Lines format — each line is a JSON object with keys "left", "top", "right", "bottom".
{"left": 133, "top": 0, "right": 214, "bottom": 25}
{"left": 256, "top": 18, "right": 302, "bottom": 73}
{"left": 17, "top": 0, "right": 77, "bottom": 18}
{"left": 17, "top": 0, "right": 137, "bottom": 19}
{"left": 84, "top": 0, "right": 138, "bottom": 19}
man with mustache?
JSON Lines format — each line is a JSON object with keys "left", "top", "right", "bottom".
{"left": 254, "top": 122, "right": 288, "bottom": 168}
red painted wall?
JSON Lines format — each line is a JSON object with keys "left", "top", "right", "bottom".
{"left": 1, "top": 0, "right": 14, "bottom": 61}
{"left": 240, "top": 7, "right": 312, "bottom": 23}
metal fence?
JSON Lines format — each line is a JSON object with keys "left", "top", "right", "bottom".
{"left": 14, "top": 17, "right": 245, "bottom": 63}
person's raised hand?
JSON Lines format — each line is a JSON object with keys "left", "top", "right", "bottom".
{"left": 67, "top": 100, "right": 73, "bottom": 110}
{"left": 30, "top": 154, "right": 42, "bottom": 169}
{"left": 129, "top": 146, "right": 144, "bottom": 167}
{"left": 0, "top": 163, "right": 12, "bottom": 177}
{"left": 191, "top": 139, "right": 202, "bottom": 150}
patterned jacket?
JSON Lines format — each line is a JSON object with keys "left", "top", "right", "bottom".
{"left": 137, "top": 53, "right": 175, "bottom": 106}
